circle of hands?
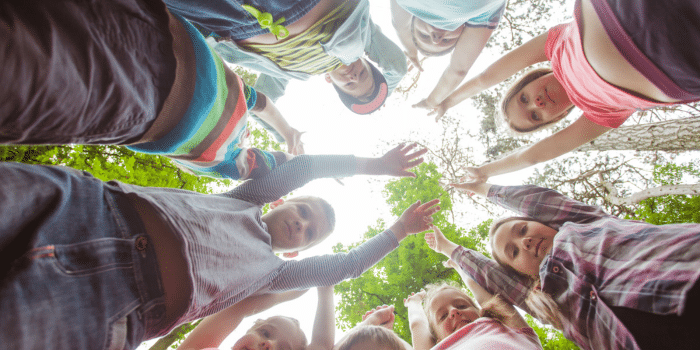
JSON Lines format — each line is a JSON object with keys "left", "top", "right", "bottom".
{"left": 362, "top": 305, "right": 397, "bottom": 330}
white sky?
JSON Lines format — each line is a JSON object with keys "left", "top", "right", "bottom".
{"left": 137, "top": 1, "right": 574, "bottom": 349}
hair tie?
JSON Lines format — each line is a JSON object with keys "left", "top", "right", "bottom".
{"left": 242, "top": 4, "right": 289, "bottom": 40}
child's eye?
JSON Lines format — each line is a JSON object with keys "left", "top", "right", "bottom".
{"left": 531, "top": 112, "right": 541, "bottom": 121}
{"left": 299, "top": 206, "right": 308, "bottom": 218}
{"left": 306, "top": 227, "right": 314, "bottom": 240}
{"left": 520, "top": 94, "right": 527, "bottom": 104}
{"left": 512, "top": 246, "right": 519, "bottom": 259}
{"left": 520, "top": 224, "right": 527, "bottom": 235}
{"left": 439, "top": 313, "right": 447, "bottom": 321}
{"left": 261, "top": 329, "right": 271, "bottom": 338}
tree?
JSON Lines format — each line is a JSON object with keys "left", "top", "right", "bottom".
{"left": 576, "top": 115, "right": 700, "bottom": 153}
{"left": 633, "top": 162, "right": 700, "bottom": 224}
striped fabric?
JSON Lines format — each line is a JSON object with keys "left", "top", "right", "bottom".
{"left": 128, "top": 14, "right": 279, "bottom": 180}
{"left": 237, "top": 0, "right": 356, "bottom": 75}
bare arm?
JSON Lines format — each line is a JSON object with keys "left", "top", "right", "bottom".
{"left": 177, "top": 290, "right": 308, "bottom": 350}
{"left": 404, "top": 292, "right": 434, "bottom": 350}
{"left": 476, "top": 116, "right": 611, "bottom": 180}
{"left": 430, "top": 32, "right": 550, "bottom": 121}
{"left": 413, "top": 26, "right": 494, "bottom": 111}
{"left": 250, "top": 92, "right": 304, "bottom": 155}
{"left": 390, "top": 0, "right": 422, "bottom": 71}
{"left": 464, "top": 278, "right": 530, "bottom": 330}
{"left": 307, "top": 286, "right": 335, "bottom": 350}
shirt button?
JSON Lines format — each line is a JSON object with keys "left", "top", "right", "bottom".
{"left": 590, "top": 291, "right": 596, "bottom": 300}
{"left": 135, "top": 236, "right": 148, "bottom": 251}
{"left": 552, "top": 266, "right": 560, "bottom": 273}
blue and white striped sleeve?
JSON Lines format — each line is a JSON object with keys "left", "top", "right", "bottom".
{"left": 267, "top": 230, "right": 399, "bottom": 292}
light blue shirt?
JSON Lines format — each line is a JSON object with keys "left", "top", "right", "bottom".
{"left": 397, "top": 0, "right": 506, "bottom": 31}
{"left": 211, "top": 0, "right": 407, "bottom": 141}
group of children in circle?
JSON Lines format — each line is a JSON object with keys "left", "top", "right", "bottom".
{"left": 2, "top": 0, "right": 700, "bottom": 350}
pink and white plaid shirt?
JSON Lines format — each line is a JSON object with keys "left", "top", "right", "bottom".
{"left": 453, "top": 185, "right": 700, "bottom": 350}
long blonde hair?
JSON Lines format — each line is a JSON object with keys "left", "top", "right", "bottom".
{"left": 488, "top": 217, "right": 565, "bottom": 330}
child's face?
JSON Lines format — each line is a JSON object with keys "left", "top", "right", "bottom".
{"left": 262, "top": 198, "right": 331, "bottom": 253}
{"left": 491, "top": 220, "right": 558, "bottom": 277}
{"left": 505, "top": 73, "right": 573, "bottom": 131}
{"left": 326, "top": 58, "right": 375, "bottom": 101}
{"left": 411, "top": 17, "right": 462, "bottom": 54}
{"left": 232, "top": 316, "right": 306, "bottom": 350}
{"left": 427, "top": 288, "right": 480, "bottom": 341}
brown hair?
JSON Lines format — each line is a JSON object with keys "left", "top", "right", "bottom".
{"left": 423, "top": 282, "right": 514, "bottom": 341}
{"left": 411, "top": 17, "right": 459, "bottom": 57}
{"left": 334, "top": 325, "right": 405, "bottom": 350}
{"left": 499, "top": 67, "right": 574, "bottom": 133}
{"left": 488, "top": 217, "right": 565, "bottom": 329}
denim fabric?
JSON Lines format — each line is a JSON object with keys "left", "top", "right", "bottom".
{"left": 0, "top": 0, "right": 176, "bottom": 145}
{"left": 0, "top": 163, "right": 166, "bottom": 350}
{"left": 164, "top": 0, "right": 321, "bottom": 40}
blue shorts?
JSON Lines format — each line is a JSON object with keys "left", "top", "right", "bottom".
{"left": 164, "top": 0, "right": 321, "bottom": 40}
{"left": 0, "top": 163, "right": 167, "bottom": 350}
{"left": 592, "top": 0, "right": 700, "bottom": 100}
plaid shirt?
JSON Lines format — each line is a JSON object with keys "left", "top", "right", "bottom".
{"left": 452, "top": 185, "right": 700, "bottom": 350}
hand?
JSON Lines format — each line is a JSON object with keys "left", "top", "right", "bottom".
{"left": 285, "top": 128, "right": 305, "bottom": 155}
{"left": 390, "top": 199, "right": 441, "bottom": 241}
{"left": 412, "top": 98, "right": 436, "bottom": 110}
{"left": 375, "top": 143, "right": 428, "bottom": 178}
{"left": 428, "top": 101, "right": 450, "bottom": 122}
{"left": 361, "top": 305, "right": 396, "bottom": 330}
{"left": 405, "top": 51, "right": 423, "bottom": 72}
{"left": 442, "top": 259, "right": 458, "bottom": 270}
{"left": 452, "top": 166, "right": 488, "bottom": 190}
{"left": 403, "top": 290, "right": 426, "bottom": 307}
{"left": 424, "top": 226, "right": 457, "bottom": 256}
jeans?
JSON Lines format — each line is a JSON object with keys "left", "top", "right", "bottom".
{"left": 0, "top": 163, "right": 166, "bottom": 350}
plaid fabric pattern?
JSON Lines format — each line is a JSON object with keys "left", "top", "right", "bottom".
{"left": 453, "top": 185, "right": 700, "bottom": 350}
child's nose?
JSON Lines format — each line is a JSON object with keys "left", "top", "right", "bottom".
{"left": 259, "top": 340, "right": 272, "bottom": 350}
{"left": 522, "top": 237, "right": 533, "bottom": 250}
{"left": 432, "top": 32, "right": 443, "bottom": 43}
{"left": 535, "top": 96, "right": 545, "bottom": 107}
{"left": 449, "top": 307, "right": 461, "bottom": 318}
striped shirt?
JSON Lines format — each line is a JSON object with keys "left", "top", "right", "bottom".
{"left": 129, "top": 14, "right": 279, "bottom": 180}
{"left": 452, "top": 185, "right": 700, "bottom": 350}
{"left": 237, "top": 0, "right": 356, "bottom": 75}
{"left": 116, "top": 155, "right": 399, "bottom": 333}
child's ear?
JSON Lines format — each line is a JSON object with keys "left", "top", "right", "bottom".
{"left": 283, "top": 251, "right": 299, "bottom": 258}
{"left": 270, "top": 199, "right": 285, "bottom": 209}
{"left": 324, "top": 73, "right": 332, "bottom": 83}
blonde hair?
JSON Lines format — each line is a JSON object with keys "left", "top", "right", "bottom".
{"left": 499, "top": 67, "right": 574, "bottom": 134}
{"left": 423, "top": 282, "right": 514, "bottom": 341}
{"left": 488, "top": 218, "right": 565, "bottom": 330}
{"left": 334, "top": 325, "right": 404, "bottom": 350}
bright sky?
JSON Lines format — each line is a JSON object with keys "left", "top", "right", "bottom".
{"left": 137, "top": 1, "right": 574, "bottom": 349}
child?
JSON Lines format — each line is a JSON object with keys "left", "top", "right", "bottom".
{"left": 177, "top": 286, "right": 333, "bottom": 350}
{"left": 389, "top": 0, "right": 507, "bottom": 113}
{"left": 404, "top": 278, "right": 540, "bottom": 350}
{"left": 426, "top": 181, "right": 700, "bottom": 350}
{"left": 166, "top": 0, "right": 406, "bottom": 122}
{"left": 335, "top": 305, "right": 409, "bottom": 350}
{"left": 0, "top": 144, "right": 440, "bottom": 350}
{"left": 0, "top": 0, "right": 302, "bottom": 180}
{"left": 428, "top": 0, "right": 700, "bottom": 182}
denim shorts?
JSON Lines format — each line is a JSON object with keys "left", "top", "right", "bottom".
{"left": 0, "top": 0, "right": 176, "bottom": 145}
{"left": 0, "top": 163, "right": 166, "bottom": 350}
{"left": 164, "top": 0, "right": 321, "bottom": 40}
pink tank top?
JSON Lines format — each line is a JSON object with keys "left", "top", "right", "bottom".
{"left": 545, "top": 20, "right": 667, "bottom": 128}
{"left": 433, "top": 318, "right": 542, "bottom": 350}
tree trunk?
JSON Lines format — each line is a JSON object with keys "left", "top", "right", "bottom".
{"left": 601, "top": 182, "right": 700, "bottom": 206}
{"left": 576, "top": 116, "right": 700, "bottom": 152}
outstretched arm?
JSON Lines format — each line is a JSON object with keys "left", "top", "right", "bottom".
{"left": 390, "top": 0, "right": 422, "bottom": 72}
{"left": 429, "top": 32, "right": 550, "bottom": 121}
{"left": 412, "top": 26, "right": 494, "bottom": 112}
{"left": 250, "top": 91, "right": 304, "bottom": 155}
{"left": 307, "top": 286, "right": 335, "bottom": 350}
{"left": 177, "top": 290, "right": 308, "bottom": 350}
{"left": 473, "top": 116, "right": 611, "bottom": 181}
{"left": 404, "top": 291, "right": 434, "bottom": 350}
{"left": 356, "top": 143, "right": 428, "bottom": 178}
